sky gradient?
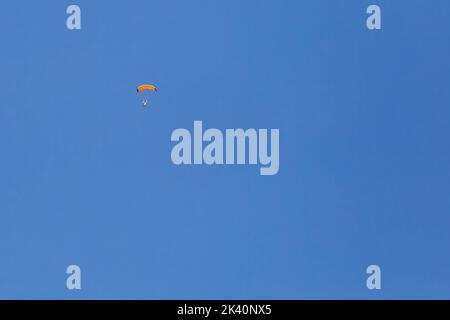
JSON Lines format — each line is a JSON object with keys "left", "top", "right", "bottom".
{"left": 1, "top": 0, "right": 450, "bottom": 299}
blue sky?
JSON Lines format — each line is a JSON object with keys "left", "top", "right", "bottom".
{"left": 1, "top": 0, "right": 450, "bottom": 299}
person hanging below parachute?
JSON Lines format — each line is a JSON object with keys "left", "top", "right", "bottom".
{"left": 136, "top": 84, "right": 158, "bottom": 107}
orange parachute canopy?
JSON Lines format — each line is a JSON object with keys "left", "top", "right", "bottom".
{"left": 137, "top": 84, "right": 158, "bottom": 93}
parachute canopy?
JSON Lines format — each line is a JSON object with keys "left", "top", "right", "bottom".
{"left": 137, "top": 84, "right": 157, "bottom": 93}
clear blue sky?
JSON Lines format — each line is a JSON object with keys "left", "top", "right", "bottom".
{"left": 1, "top": 0, "right": 450, "bottom": 299}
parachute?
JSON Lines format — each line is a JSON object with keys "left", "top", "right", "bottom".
{"left": 136, "top": 84, "right": 157, "bottom": 107}
{"left": 137, "top": 84, "right": 157, "bottom": 93}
